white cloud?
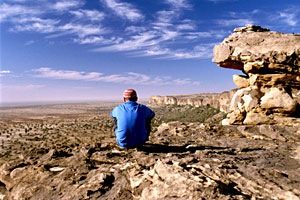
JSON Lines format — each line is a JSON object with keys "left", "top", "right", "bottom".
{"left": 97, "top": 31, "right": 159, "bottom": 51}
{"left": 143, "top": 46, "right": 170, "bottom": 56}
{"left": 0, "top": 3, "right": 40, "bottom": 22}
{"left": 183, "top": 32, "right": 212, "bottom": 39}
{"left": 0, "top": 70, "right": 11, "bottom": 74}
{"left": 70, "top": 9, "right": 105, "bottom": 21}
{"left": 25, "top": 40, "right": 35, "bottom": 45}
{"left": 155, "top": 10, "right": 178, "bottom": 24}
{"left": 1, "top": 84, "right": 44, "bottom": 90}
{"left": 176, "top": 23, "right": 194, "bottom": 31}
{"left": 142, "top": 43, "right": 213, "bottom": 59}
{"left": 4, "top": 0, "right": 29, "bottom": 2}
{"left": 31, "top": 67, "right": 200, "bottom": 85}
{"left": 216, "top": 19, "right": 255, "bottom": 27}
{"left": 53, "top": 0, "right": 82, "bottom": 11}
{"left": 164, "top": 0, "right": 191, "bottom": 9}
{"left": 125, "top": 26, "right": 147, "bottom": 34}
{"left": 0, "top": 70, "right": 11, "bottom": 77}
{"left": 74, "top": 36, "right": 113, "bottom": 45}
{"left": 279, "top": 12, "right": 297, "bottom": 26}
{"left": 102, "top": 0, "right": 144, "bottom": 22}
{"left": 12, "top": 18, "right": 60, "bottom": 33}
{"left": 172, "top": 78, "right": 200, "bottom": 85}
{"left": 207, "top": 0, "right": 237, "bottom": 3}
{"left": 32, "top": 68, "right": 103, "bottom": 80}
{"left": 59, "top": 23, "right": 107, "bottom": 38}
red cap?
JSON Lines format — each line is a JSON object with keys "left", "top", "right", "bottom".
{"left": 123, "top": 89, "right": 137, "bottom": 98}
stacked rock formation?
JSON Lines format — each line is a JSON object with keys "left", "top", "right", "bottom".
{"left": 213, "top": 25, "right": 300, "bottom": 125}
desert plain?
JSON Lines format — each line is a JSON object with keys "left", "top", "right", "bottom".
{"left": 0, "top": 101, "right": 300, "bottom": 200}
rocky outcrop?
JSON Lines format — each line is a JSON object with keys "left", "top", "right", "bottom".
{"left": 149, "top": 90, "right": 237, "bottom": 113}
{"left": 1, "top": 121, "right": 300, "bottom": 199}
{"left": 213, "top": 25, "right": 300, "bottom": 125}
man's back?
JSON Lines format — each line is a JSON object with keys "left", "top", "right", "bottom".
{"left": 111, "top": 101, "right": 155, "bottom": 148}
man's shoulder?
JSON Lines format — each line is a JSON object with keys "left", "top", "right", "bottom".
{"left": 111, "top": 103, "right": 125, "bottom": 113}
{"left": 114, "top": 103, "right": 126, "bottom": 109}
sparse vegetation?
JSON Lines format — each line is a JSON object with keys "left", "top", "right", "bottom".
{"left": 150, "top": 104, "right": 226, "bottom": 130}
{"left": 0, "top": 102, "right": 226, "bottom": 161}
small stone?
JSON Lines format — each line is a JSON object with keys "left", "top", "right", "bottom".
{"left": 49, "top": 167, "right": 65, "bottom": 172}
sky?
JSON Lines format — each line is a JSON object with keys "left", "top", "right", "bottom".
{"left": 1, "top": 0, "right": 300, "bottom": 103}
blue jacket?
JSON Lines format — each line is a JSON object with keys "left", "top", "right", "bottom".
{"left": 111, "top": 101, "right": 155, "bottom": 148}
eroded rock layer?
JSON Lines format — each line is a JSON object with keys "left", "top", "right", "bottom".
{"left": 1, "top": 122, "right": 300, "bottom": 199}
{"left": 213, "top": 25, "right": 300, "bottom": 125}
{"left": 149, "top": 90, "right": 237, "bottom": 113}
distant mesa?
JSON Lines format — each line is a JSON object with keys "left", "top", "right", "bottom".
{"left": 213, "top": 24, "right": 300, "bottom": 126}
{"left": 149, "top": 92, "right": 236, "bottom": 113}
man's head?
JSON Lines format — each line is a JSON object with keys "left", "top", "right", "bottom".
{"left": 123, "top": 89, "right": 138, "bottom": 102}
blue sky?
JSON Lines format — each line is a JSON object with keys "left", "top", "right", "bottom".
{"left": 1, "top": 0, "right": 300, "bottom": 103}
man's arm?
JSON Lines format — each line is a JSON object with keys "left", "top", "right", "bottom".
{"left": 113, "top": 117, "right": 117, "bottom": 132}
{"left": 145, "top": 108, "right": 155, "bottom": 141}
{"left": 111, "top": 108, "right": 117, "bottom": 136}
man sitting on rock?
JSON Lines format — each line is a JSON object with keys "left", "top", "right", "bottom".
{"left": 111, "top": 89, "right": 155, "bottom": 149}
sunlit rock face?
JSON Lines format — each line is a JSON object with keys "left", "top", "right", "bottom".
{"left": 149, "top": 90, "right": 237, "bottom": 113}
{"left": 213, "top": 25, "right": 300, "bottom": 125}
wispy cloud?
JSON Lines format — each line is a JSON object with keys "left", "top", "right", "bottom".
{"left": 0, "top": 1, "right": 219, "bottom": 59}
{"left": 176, "top": 19, "right": 195, "bottom": 30}
{"left": 0, "top": 3, "right": 41, "bottom": 22}
{"left": 216, "top": 18, "right": 255, "bottom": 27}
{"left": 32, "top": 68, "right": 104, "bottom": 80}
{"left": 31, "top": 67, "right": 200, "bottom": 85}
{"left": 59, "top": 23, "right": 108, "bottom": 38}
{"left": 74, "top": 36, "right": 114, "bottom": 45}
{"left": 95, "top": 31, "right": 159, "bottom": 51}
{"left": 279, "top": 12, "right": 298, "bottom": 26}
{"left": 0, "top": 70, "right": 11, "bottom": 77}
{"left": 53, "top": 0, "right": 82, "bottom": 11}
{"left": 207, "top": 0, "right": 237, "bottom": 3}
{"left": 25, "top": 40, "right": 35, "bottom": 45}
{"left": 125, "top": 26, "right": 147, "bottom": 34}
{"left": 70, "top": 9, "right": 105, "bottom": 21}
{"left": 12, "top": 18, "right": 60, "bottom": 33}
{"left": 0, "top": 70, "right": 11, "bottom": 74}
{"left": 102, "top": 0, "right": 144, "bottom": 22}
{"left": 1, "top": 84, "right": 45, "bottom": 90}
{"left": 164, "top": 0, "right": 191, "bottom": 9}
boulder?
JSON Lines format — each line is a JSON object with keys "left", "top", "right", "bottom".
{"left": 260, "top": 87, "right": 297, "bottom": 114}
{"left": 233, "top": 75, "right": 250, "bottom": 88}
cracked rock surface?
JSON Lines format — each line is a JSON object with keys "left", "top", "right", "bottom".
{"left": 1, "top": 104, "right": 300, "bottom": 200}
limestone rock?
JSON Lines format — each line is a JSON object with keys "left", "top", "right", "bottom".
{"left": 229, "top": 86, "right": 261, "bottom": 113}
{"left": 234, "top": 24, "right": 270, "bottom": 33}
{"left": 233, "top": 74, "right": 250, "bottom": 88}
{"left": 260, "top": 87, "right": 297, "bottom": 114}
{"left": 149, "top": 90, "right": 237, "bottom": 113}
{"left": 213, "top": 27, "right": 300, "bottom": 72}
{"left": 213, "top": 25, "right": 300, "bottom": 125}
{"left": 249, "top": 74, "right": 300, "bottom": 87}
{"left": 243, "top": 111, "right": 274, "bottom": 125}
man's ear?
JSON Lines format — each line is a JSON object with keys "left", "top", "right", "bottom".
{"left": 123, "top": 97, "right": 126, "bottom": 102}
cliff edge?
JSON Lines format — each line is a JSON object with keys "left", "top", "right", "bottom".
{"left": 149, "top": 90, "right": 237, "bottom": 113}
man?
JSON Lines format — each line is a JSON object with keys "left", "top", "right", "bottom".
{"left": 111, "top": 89, "right": 155, "bottom": 149}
